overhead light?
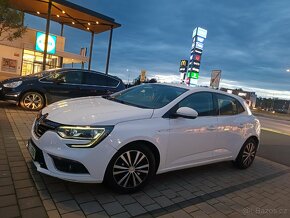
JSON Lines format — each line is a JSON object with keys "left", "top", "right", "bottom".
{"left": 62, "top": 10, "right": 65, "bottom": 14}
{"left": 72, "top": 21, "right": 75, "bottom": 24}
{"left": 37, "top": 11, "right": 40, "bottom": 14}
{"left": 96, "top": 21, "right": 99, "bottom": 24}
{"left": 87, "top": 27, "right": 90, "bottom": 30}
{"left": 57, "top": 14, "right": 60, "bottom": 18}
{"left": 88, "top": 22, "right": 91, "bottom": 26}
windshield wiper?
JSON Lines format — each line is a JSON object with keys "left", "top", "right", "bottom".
{"left": 103, "top": 96, "right": 150, "bottom": 109}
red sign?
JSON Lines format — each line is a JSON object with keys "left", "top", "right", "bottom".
{"left": 194, "top": 55, "right": 201, "bottom": 61}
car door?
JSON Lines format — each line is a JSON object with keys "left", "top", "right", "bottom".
{"left": 43, "top": 70, "right": 84, "bottom": 103}
{"left": 214, "top": 93, "right": 247, "bottom": 159}
{"left": 81, "top": 72, "right": 112, "bottom": 96}
{"left": 166, "top": 92, "right": 218, "bottom": 169}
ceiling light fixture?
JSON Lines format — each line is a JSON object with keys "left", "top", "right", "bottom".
{"left": 37, "top": 11, "right": 40, "bottom": 14}
{"left": 72, "top": 21, "right": 75, "bottom": 24}
{"left": 62, "top": 10, "right": 65, "bottom": 14}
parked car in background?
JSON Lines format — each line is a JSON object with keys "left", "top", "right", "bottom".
{"left": 0, "top": 68, "right": 125, "bottom": 110}
{"left": 28, "top": 83, "right": 260, "bottom": 193}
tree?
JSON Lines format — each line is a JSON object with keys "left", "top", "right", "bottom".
{"left": 0, "top": 0, "right": 26, "bottom": 42}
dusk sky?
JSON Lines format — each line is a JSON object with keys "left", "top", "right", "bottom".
{"left": 25, "top": 0, "right": 290, "bottom": 99}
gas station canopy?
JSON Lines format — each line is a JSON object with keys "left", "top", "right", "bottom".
{"left": 8, "top": 0, "right": 121, "bottom": 34}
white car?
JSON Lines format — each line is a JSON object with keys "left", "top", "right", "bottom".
{"left": 28, "top": 83, "right": 260, "bottom": 193}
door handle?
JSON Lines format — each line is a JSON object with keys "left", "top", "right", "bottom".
{"left": 207, "top": 125, "right": 217, "bottom": 131}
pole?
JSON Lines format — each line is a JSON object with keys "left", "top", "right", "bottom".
{"left": 59, "top": 23, "right": 64, "bottom": 68}
{"left": 42, "top": 0, "right": 52, "bottom": 71}
{"left": 88, "top": 32, "right": 94, "bottom": 70}
{"left": 105, "top": 27, "right": 113, "bottom": 75}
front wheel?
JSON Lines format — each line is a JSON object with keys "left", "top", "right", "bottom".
{"left": 20, "top": 92, "right": 45, "bottom": 111}
{"left": 104, "top": 145, "right": 156, "bottom": 193}
{"left": 233, "top": 138, "right": 258, "bottom": 169}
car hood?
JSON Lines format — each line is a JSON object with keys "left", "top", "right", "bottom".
{"left": 42, "top": 96, "right": 154, "bottom": 125}
{"left": 1, "top": 75, "right": 38, "bottom": 84}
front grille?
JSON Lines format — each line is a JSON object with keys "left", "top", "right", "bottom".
{"left": 34, "top": 117, "right": 60, "bottom": 138}
{"left": 50, "top": 155, "right": 89, "bottom": 174}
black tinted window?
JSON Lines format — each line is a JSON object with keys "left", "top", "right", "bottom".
{"left": 83, "top": 73, "right": 118, "bottom": 87}
{"left": 84, "top": 73, "right": 106, "bottom": 86}
{"left": 237, "top": 100, "right": 245, "bottom": 113}
{"left": 107, "top": 77, "right": 119, "bottom": 87}
{"left": 61, "top": 71, "right": 83, "bottom": 84}
{"left": 178, "top": 92, "right": 214, "bottom": 116}
{"left": 217, "top": 94, "right": 241, "bottom": 115}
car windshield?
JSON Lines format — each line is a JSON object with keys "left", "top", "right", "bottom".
{"left": 106, "top": 84, "right": 187, "bottom": 109}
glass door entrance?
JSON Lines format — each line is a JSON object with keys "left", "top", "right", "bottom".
{"left": 22, "top": 49, "right": 59, "bottom": 76}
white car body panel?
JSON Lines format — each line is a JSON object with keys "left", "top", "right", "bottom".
{"left": 29, "top": 85, "right": 260, "bottom": 183}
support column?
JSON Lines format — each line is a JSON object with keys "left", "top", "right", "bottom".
{"left": 105, "top": 27, "right": 113, "bottom": 75}
{"left": 42, "top": 0, "right": 52, "bottom": 71}
{"left": 59, "top": 23, "right": 64, "bottom": 67}
{"left": 88, "top": 31, "right": 94, "bottom": 70}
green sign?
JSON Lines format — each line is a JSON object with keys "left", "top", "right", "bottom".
{"left": 35, "top": 32, "right": 57, "bottom": 54}
{"left": 187, "top": 71, "right": 199, "bottom": 79}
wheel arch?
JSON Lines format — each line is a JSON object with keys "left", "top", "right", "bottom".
{"left": 245, "top": 135, "right": 259, "bottom": 146}
{"left": 19, "top": 89, "right": 47, "bottom": 106}
{"left": 118, "top": 140, "right": 161, "bottom": 173}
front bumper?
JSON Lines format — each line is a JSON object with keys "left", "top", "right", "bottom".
{"left": 0, "top": 85, "right": 21, "bottom": 102}
{"left": 28, "top": 123, "right": 117, "bottom": 183}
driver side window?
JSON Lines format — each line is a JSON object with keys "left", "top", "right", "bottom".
{"left": 178, "top": 92, "right": 215, "bottom": 116}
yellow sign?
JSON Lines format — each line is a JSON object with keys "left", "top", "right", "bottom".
{"left": 140, "top": 70, "right": 146, "bottom": 82}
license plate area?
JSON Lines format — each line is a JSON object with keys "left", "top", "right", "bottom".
{"left": 28, "top": 141, "right": 36, "bottom": 160}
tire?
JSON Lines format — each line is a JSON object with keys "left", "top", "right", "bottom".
{"left": 233, "top": 138, "right": 258, "bottom": 169}
{"left": 104, "top": 144, "right": 156, "bottom": 193}
{"left": 20, "top": 92, "right": 45, "bottom": 111}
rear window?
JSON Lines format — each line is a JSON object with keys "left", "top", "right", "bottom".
{"left": 217, "top": 94, "right": 240, "bottom": 115}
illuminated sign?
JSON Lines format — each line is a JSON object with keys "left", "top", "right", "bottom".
{"left": 179, "top": 60, "right": 188, "bottom": 73}
{"left": 35, "top": 32, "right": 57, "bottom": 54}
{"left": 187, "top": 71, "right": 199, "bottom": 79}
{"left": 197, "top": 36, "right": 205, "bottom": 43}
{"left": 196, "top": 42, "right": 204, "bottom": 50}
{"left": 194, "top": 54, "right": 201, "bottom": 61}
{"left": 193, "top": 27, "right": 207, "bottom": 38}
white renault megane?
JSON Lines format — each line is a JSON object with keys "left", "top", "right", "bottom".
{"left": 28, "top": 83, "right": 260, "bottom": 193}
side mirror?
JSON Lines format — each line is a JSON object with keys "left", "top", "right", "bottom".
{"left": 174, "top": 107, "right": 198, "bottom": 119}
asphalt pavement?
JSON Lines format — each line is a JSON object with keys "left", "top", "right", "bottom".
{"left": 257, "top": 116, "right": 290, "bottom": 166}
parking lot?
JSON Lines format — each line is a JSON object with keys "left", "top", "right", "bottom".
{"left": 0, "top": 102, "right": 290, "bottom": 218}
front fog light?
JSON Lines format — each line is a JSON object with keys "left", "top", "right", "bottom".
{"left": 57, "top": 126, "right": 113, "bottom": 148}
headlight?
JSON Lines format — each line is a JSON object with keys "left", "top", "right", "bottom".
{"left": 3, "top": 81, "right": 22, "bottom": 88}
{"left": 57, "top": 126, "right": 114, "bottom": 148}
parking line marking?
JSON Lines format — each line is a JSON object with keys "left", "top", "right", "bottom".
{"left": 261, "top": 127, "right": 290, "bottom": 137}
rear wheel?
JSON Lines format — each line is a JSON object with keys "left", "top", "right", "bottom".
{"left": 104, "top": 145, "right": 156, "bottom": 193}
{"left": 233, "top": 138, "right": 258, "bottom": 169}
{"left": 20, "top": 92, "right": 45, "bottom": 110}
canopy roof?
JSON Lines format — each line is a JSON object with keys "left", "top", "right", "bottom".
{"left": 9, "top": 0, "right": 121, "bottom": 34}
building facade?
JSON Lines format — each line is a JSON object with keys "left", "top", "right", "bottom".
{"left": 0, "top": 28, "right": 88, "bottom": 81}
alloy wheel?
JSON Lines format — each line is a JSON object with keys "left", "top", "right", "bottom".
{"left": 113, "top": 150, "right": 150, "bottom": 188}
{"left": 23, "top": 93, "right": 42, "bottom": 110}
{"left": 242, "top": 142, "right": 256, "bottom": 167}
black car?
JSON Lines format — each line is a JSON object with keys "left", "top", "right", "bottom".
{"left": 0, "top": 68, "right": 125, "bottom": 110}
